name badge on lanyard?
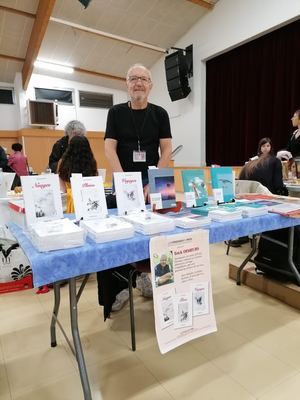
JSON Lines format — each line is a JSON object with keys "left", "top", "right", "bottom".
{"left": 133, "top": 150, "right": 146, "bottom": 162}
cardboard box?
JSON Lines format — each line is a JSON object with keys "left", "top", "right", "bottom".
{"left": 229, "top": 263, "right": 300, "bottom": 310}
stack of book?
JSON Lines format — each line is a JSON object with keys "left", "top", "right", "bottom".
{"left": 167, "top": 211, "right": 211, "bottom": 228}
{"left": 238, "top": 203, "right": 269, "bottom": 217}
{"left": 209, "top": 208, "right": 243, "bottom": 222}
{"left": 123, "top": 211, "right": 175, "bottom": 235}
{"left": 29, "top": 218, "right": 85, "bottom": 252}
{"left": 81, "top": 217, "right": 134, "bottom": 243}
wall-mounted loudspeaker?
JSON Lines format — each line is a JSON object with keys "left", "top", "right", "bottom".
{"left": 165, "top": 45, "right": 193, "bottom": 102}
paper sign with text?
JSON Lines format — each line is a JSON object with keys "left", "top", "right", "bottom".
{"left": 149, "top": 230, "right": 217, "bottom": 354}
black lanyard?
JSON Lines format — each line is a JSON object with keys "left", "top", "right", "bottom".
{"left": 129, "top": 101, "right": 150, "bottom": 151}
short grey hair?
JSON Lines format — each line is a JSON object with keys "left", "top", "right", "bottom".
{"left": 126, "top": 64, "right": 152, "bottom": 81}
{"left": 64, "top": 120, "right": 86, "bottom": 137}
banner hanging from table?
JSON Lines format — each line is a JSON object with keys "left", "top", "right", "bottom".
{"left": 149, "top": 229, "right": 217, "bottom": 354}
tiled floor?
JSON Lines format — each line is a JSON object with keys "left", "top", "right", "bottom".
{"left": 1, "top": 242, "right": 300, "bottom": 399}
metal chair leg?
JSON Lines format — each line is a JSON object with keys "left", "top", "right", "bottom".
{"left": 128, "top": 268, "right": 137, "bottom": 351}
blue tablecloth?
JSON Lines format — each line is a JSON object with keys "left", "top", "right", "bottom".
{"left": 8, "top": 212, "right": 300, "bottom": 287}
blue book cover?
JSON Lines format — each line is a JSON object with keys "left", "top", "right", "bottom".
{"left": 148, "top": 168, "right": 177, "bottom": 209}
{"left": 210, "top": 167, "right": 234, "bottom": 203}
{"left": 181, "top": 169, "right": 208, "bottom": 207}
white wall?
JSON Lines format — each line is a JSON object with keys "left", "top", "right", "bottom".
{"left": 150, "top": 0, "right": 300, "bottom": 166}
{"left": 25, "top": 74, "right": 127, "bottom": 131}
{"left": 0, "top": 81, "right": 19, "bottom": 130}
{"left": 1, "top": 73, "right": 127, "bottom": 132}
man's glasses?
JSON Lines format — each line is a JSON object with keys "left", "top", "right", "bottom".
{"left": 127, "top": 76, "right": 151, "bottom": 83}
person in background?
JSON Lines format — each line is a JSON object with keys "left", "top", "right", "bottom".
{"left": 58, "top": 135, "right": 98, "bottom": 213}
{"left": 0, "top": 145, "right": 8, "bottom": 170}
{"left": 230, "top": 137, "right": 287, "bottom": 248}
{"left": 249, "top": 137, "right": 273, "bottom": 161}
{"left": 8, "top": 143, "right": 28, "bottom": 188}
{"left": 240, "top": 137, "right": 287, "bottom": 195}
{"left": 277, "top": 109, "right": 300, "bottom": 161}
{"left": 286, "top": 109, "right": 300, "bottom": 158}
{"left": 49, "top": 120, "right": 87, "bottom": 173}
{"left": 104, "top": 63, "right": 172, "bottom": 201}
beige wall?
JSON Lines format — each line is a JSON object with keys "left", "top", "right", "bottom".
{"left": 1, "top": 129, "right": 243, "bottom": 189}
{"left": 1, "top": 129, "right": 109, "bottom": 178}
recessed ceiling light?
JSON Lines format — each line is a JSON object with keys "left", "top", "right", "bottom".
{"left": 34, "top": 60, "right": 74, "bottom": 74}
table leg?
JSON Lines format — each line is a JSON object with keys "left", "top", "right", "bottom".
{"left": 69, "top": 277, "right": 92, "bottom": 400}
{"left": 287, "top": 227, "right": 300, "bottom": 285}
{"left": 50, "top": 282, "right": 61, "bottom": 347}
{"left": 236, "top": 234, "right": 258, "bottom": 285}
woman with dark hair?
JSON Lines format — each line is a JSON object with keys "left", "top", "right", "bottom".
{"left": 287, "top": 109, "right": 300, "bottom": 158}
{"left": 58, "top": 135, "right": 98, "bottom": 212}
{"left": 240, "top": 137, "right": 287, "bottom": 195}
{"left": 257, "top": 137, "right": 273, "bottom": 157}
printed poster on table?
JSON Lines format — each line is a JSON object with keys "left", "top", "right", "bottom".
{"left": 149, "top": 230, "right": 217, "bottom": 354}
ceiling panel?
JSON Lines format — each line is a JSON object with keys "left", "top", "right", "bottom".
{"left": 0, "top": 0, "right": 218, "bottom": 86}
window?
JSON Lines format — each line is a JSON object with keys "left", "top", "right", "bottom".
{"left": 0, "top": 88, "right": 14, "bottom": 104}
{"left": 79, "top": 91, "right": 113, "bottom": 108}
{"left": 35, "top": 88, "right": 73, "bottom": 105}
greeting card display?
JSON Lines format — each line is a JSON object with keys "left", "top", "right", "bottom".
{"left": 70, "top": 174, "right": 134, "bottom": 243}
{"left": 0, "top": 172, "right": 15, "bottom": 197}
{"left": 181, "top": 169, "right": 208, "bottom": 207}
{"left": 148, "top": 168, "right": 176, "bottom": 210}
{"left": 70, "top": 175, "right": 108, "bottom": 220}
{"left": 21, "top": 174, "right": 63, "bottom": 227}
{"left": 114, "top": 172, "right": 146, "bottom": 215}
{"left": 210, "top": 167, "right": 235, "bottom": 203}
{"left": 21, "top": 175, "right": 85, "bottom": 252}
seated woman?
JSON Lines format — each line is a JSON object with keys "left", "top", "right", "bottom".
{"left": 239, "top": 137, "right": 288, "bottom": 195}
{"left": 58, "top": 135, "right": 98, "bottom": 212}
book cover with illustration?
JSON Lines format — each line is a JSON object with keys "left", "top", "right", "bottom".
{"left": 114, "top": 171, "right": 146, "bottom": 215}
{"left": 181, "top": 169, "right": 208, "bottom": 207}
{"left": 70, "top": 175, "right": 108, "bottom": 220}
{"left": 21, "top": 174, "right": 63, "bottom": 226}
{"left": 210, "top": 167, "right": 234, "bottom": 203}
{"left": 148, "top": 168, "right": 176, "bottom": 209}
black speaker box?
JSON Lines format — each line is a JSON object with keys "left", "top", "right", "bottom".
{"left": 165, "top": 50, "right": 191, "bottom": 102}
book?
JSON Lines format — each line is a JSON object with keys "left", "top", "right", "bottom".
{"left": 210, "top": 167, "right": 234, "bottom": 203}
{"left": 209, "top": 208, "right": 243, "bottom": 222}
{"left": 123, "top": 211, "right": 175, "bottom": 235}
{"left": 29, "top": 218, "right": 85, "bottom": 252}
{"left": 181, "top": 169, "right": 208, "bottom": 207}
{"left": 170, "top": 214, "right": 211, "bottom": 228}
{"left": 114, "top": 171, "right": 146, "bottom": 215}
{"left": 21, "top": 174, "right": 63, "bottom": 227}
{"left": 81, "top": 217, "right": 134, "bottom": 243}
{"left": 148, "top": 168, "right": 176, "bottom": 210}
{"left": 237, "top": 203, "right": 269, "bottom": 217}
{"left": 70, "top": 175, "right": 108, "bottom": 221}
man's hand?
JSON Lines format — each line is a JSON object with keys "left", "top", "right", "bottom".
{"left": 143, "top": 184, "right": 150, "bottom": 203}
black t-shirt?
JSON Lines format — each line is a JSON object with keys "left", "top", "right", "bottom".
{"left": 287, "top": 130, "right": 300, "bottom": 158}
{"left": 105, "top": 102, "right": 172, "bottom": 181}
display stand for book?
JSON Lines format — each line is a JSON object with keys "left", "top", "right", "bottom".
{"left": 70, "top": 174, "right": 134, "bottom": 243}
{"left": 21, "top": 174, "right": 85, "bottom": 252}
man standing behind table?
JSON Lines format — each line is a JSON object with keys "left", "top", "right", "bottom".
{"left": 104, "top": 63, "right": 173, "bottom": 200}
{"left": 98, "top": 64, "right": 173, "bottom": 319}
{"left": 48, "top": 120, "right": 86, "bottom": 173}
